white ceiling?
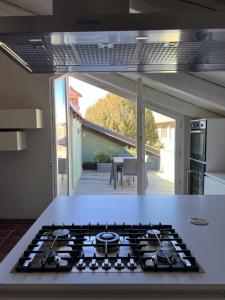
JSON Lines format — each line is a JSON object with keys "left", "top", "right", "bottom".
{"left": 130, "top": 0, "right": 225, "bottom": 12}
{"left": 0, "top": 1, "right": 32, "bottom": 16}
{"left": 119, "top": 72, "right": 225, "bottom": 117}
{"left": 191, "top": 72, "right": 225, "bottom": 88}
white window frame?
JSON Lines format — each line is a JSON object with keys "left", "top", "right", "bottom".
{"left": 50, "top": 74, "right": 71, "bottom": 197}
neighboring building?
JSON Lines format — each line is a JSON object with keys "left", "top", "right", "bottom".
{"left": 153, "top": 112, "right": 175, "bottom": 152}
{"left": 56, "top": 87, "right": 82, "bottom": 159}
{"left": 57, "top": 87, "right": 83, "bottom": 191}
{"left": 69, "top": 86, "right": 82, "bottom": 111}
{"left": 82, "top": 119, "right": 160, "bottom": 170}
{"left": 69, "top": 108, "right": 82, "bottom": 191}
{"left": 82, "top": 119, "right": 135, "bottom": 163}
{"left": 56, "top": 123, "right": 67, "bottom": 158}
{"left": 68, "top": 87, "right": 83, "bottom": 190}
{"left": 153, "top": 112, "right": 175, "bottom": 183}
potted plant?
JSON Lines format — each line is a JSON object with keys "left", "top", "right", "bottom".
{"left": 82, "top": 162, "right": 97, "bottom": 170}
{"left": 92, "top": 151, "right": 112, "bottom": 172}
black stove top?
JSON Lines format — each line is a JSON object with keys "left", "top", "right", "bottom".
{"left": 15, "top": 224, "right": 199, "bottom": 273}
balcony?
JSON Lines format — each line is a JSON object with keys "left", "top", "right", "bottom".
{"left": 74, "top": 170, "right": 174, "bottom": 195}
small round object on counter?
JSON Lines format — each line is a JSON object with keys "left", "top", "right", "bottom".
{"left": 188, "top": 217, "right": 209, "bottom": 226}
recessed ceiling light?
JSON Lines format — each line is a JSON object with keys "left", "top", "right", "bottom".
{"left": 98, "top": 43, "right": 113, "bottom": 49}
{"left": 127, "top": 66, "right": 137, "bottom": 71}
{"left": 136, "top": 36, "right": 148, "bottom": 41}
{"left": 29, "top": 39, "right": 43, "bottom": 42}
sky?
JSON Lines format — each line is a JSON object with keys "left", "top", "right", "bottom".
{"left": 54, "top": 78, "right": 67, "bottom": 124}
{"left": 69, "top": 76, "right": 108, "bottom": 116}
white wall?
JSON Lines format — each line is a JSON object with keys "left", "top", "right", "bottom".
{"left": 0, "top": 52, "right": 53, "bottom": 219}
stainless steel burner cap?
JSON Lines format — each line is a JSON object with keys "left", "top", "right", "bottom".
{"left": 52, "top": 228, "right": 70, "bottom": 238}
{"left": 96, "top": 231, "right": 120, "bottom": 244}
{"left": 102, "top": 233, "right": 114, "bottom": 239}
{"left": 156, "top": 249, "right": 173, "bottom": 263}
{"left": 147, "top": 229, "right": 161, "bottom": 238}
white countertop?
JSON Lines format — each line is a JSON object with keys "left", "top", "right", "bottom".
{"left": 205, "top": 172, "right": 225, "bottom": 184}
{"left": 1, "top": 194, "right": 225, "bottom": 299}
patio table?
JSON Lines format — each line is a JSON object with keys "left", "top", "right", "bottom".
{"left": 112, "top": 156, "right": 136, "bottom": 189}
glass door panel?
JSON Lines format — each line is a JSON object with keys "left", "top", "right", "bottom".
{"left": 53, "top": 77, "right": 69, "bottom": 196}
{"left": 144, "top": 108, "right": 175, "bottom": 194}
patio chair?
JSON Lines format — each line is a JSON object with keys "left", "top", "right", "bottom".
{"left": 111, "top": 153, "right": 131, "bottom": 184}
{"left": 109, "top": 161, "right": 123, "bottom": 185}
{"left": 122, "top": 158, "right": 137, "bottom": 188}
{"left": 110, "top": 153, "right": 132, "bottom": 181}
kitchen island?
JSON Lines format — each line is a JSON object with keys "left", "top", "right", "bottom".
{"left": 0, "top": 194, "right": 225, "bottom": 299}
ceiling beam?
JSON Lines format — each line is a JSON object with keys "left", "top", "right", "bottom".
{"left": 0, "top": 0, "right": 34, "bottom": 16}
{"left": 139, "top": 73, "right": 225, "bottom": 115}
{"left": 130, "top": 0, "right": 225, "bottom": 13}
{"left": 4, "top": 0, "right": 52, "bottom": 15}
{"left": 178, "top": 0, "right": 225, "bottom": 11}
{"left": 70, "top": 73, "right": 219, "bottom": 118}
{"left": 189, "top": 72, "right": 225, "bottom": 88}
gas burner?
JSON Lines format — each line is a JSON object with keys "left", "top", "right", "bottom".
{"left": 147, "top": 229, "right": 161, "bottom": 245}
{"left": 95, "top": 232, "right": 120, "bottom": 246}
{"left": 42, "top": 250, "right": 60, "bottom": 264}
{"left": 156, "top": 249, "right": 173, "bottom": 263}
{"left": 52, "top": 228, "right": 70, "bottom": 239}
{"left": 147, "top": 229, "right": 161, "bottom": 238}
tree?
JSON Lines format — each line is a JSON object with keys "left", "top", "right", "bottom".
{"left": 85, "top": 93, "right": 159, "bottom": 147}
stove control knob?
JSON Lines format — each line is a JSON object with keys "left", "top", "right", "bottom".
{"left": 90, "top": 259, "right": 98, "bottom": 270}
{"left": 115, "top": 259, "right": 124, "bottom": 270}
{"left": 127, "top": 259, "right": 136, "bottom": 270}
{"left": 77, "top": 259, "right": 86, "bottom": 270}
{"left": 102, "top": 258, "right": 111, "bottom": 270}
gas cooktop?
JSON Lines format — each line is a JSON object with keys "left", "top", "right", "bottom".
{"left": 15, "top": 224, "right": 199, "bottom": 273}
